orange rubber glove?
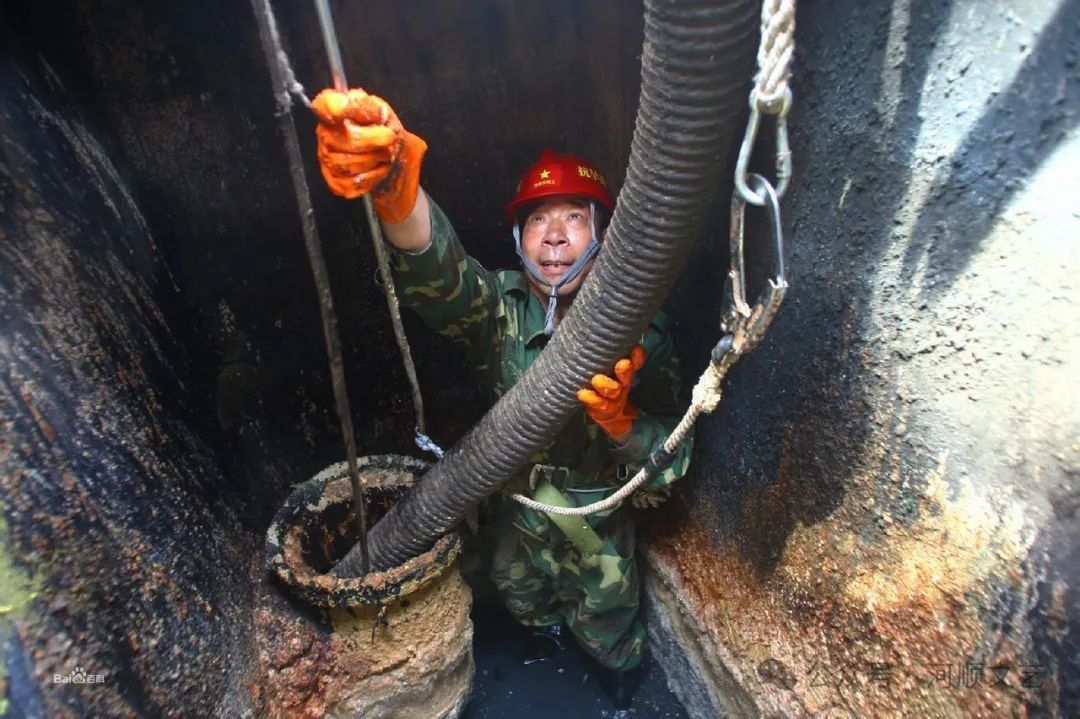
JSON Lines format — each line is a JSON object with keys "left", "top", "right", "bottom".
{"left": 311, "top": 88, "right": 427, "bottom": 223}
{"left": 577, "top": 345, "right": 646, "bottom": 439}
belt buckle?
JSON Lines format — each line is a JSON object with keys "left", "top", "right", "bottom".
{"left": 529, "top": 463, "right": 570, "bottom": 492}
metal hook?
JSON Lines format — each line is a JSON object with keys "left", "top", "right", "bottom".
{"left": 734, "top": 88, "right": 793, "bottom": 206}
{"left": 723, "top": 174, "right": 788, "bottom": 350}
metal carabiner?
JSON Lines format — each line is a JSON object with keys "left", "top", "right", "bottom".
{"left": 734, "top": 88, "right": 793, "bottom": 206}
{"left": 529, "top": 463, "right": 571, "bottom": 492}
{"left": 723, "top": 174, "right": 789, "bottom": 352}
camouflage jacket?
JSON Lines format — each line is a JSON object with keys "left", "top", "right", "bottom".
{"left": 391, "top": 198, "right": 691, "bottom": 509}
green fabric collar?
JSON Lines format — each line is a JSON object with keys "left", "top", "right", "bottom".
{"left": 502, "top": 270, "right": 550, "bottom": 348}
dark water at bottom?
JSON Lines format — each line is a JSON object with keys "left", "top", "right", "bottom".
{"left": 462, "top": 598, "right": 690, "bottom": 719}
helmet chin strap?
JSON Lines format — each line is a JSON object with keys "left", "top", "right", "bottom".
{"left": 514, "top": 203, "right": 601, "bottom": 336}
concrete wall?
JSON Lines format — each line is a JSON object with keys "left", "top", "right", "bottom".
{"left": 0, "top": 30, "right": 257, "bottom": 717}
{"left": 1, "top": 0, "right": 643, "bottom": 713}
{"left": 1, "top": 0, "right": 1075, "bottom": 716}
{"left": 647, "top": 0, "right": 1079, "bottom": 716}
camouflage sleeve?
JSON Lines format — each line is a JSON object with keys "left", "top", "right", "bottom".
{"left": 609, "top": 316, "right": 693, "bottom": 495}
{"left": 390, "top": 198, "right": 500, "bottom": 371}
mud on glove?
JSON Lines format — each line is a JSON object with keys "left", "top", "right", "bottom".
{"left": 311, "top": 88, "right": 427, "bottom": 223}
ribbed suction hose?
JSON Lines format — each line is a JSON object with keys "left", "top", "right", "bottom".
{"left": 336, "top": 0, "right": 759, "bottom": 575}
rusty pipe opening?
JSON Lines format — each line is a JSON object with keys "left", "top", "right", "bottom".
{"left": 265, "top": 454, "right": 461, "bottom": 608}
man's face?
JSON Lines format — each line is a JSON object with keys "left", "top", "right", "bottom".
{"left": 520, "top": 196, "right": 599, "bottom": 298}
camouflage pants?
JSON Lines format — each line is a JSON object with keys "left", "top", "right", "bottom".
{"left": 490, "top": 504, "right": 645, "bottom": 671}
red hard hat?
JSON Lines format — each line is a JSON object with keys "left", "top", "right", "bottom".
{"left": 505, "top": 149, "right": 615, "bottom": 223}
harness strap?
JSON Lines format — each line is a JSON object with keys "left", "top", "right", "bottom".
{"left": 532, "top": 480, "right": 604, "bottom": 557}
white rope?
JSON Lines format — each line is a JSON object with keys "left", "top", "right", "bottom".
{"left": 753, "top": 0, "right": 796, "bottom": 112}
{"left": 510, "top": 460, "right": 655, "bottom": 518}
{"left": 664, "top": 362, "right": 724, "bottom": 452}
{"left": 508, "top": 360, "right": 728, "bottom": 517}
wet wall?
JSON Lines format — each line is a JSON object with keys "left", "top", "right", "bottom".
{"left": 1, "top": 0, "right": 1076, "bottom": 716}
{"left": 1, "top": 0, "right": 645, "bottom": 715}
{"left": 646, "top": 0, "right": 1079, "bottom": 716}
{"left": 0, "top": 26, "right": 258, "bottom": 718}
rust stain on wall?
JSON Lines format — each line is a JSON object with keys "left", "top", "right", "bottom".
{"left": 250, "top": 553, "right": 473, "bottom": 718}
{"left": 650, "top": 429, "right": 1047, "bottom": 718}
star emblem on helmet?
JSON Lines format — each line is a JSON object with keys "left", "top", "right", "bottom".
{"left": 538, "top": 169, "right": 551, "bottom": 179}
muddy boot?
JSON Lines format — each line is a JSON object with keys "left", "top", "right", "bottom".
{"left": 520, "top": 624, "right": 567, "bottom": 665}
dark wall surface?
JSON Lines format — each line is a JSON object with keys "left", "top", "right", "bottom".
{"left": 0, "top": 26, "right": 257, "bottom": 717}
{"left": 3, "top": 0, "right": 650, "bottom": 492}
{"left": 1, "top": 0, "right": 1076, "bottom": 716}
{"left": 1, "top": 0, "right": 650, "bottom": 714}
{"left": 650, "top": 0, "right": 1079, "bottom": 716}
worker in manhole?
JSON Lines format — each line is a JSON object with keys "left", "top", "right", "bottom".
{"left": 312, "top": 87, "right": 692, "bottom": 710}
